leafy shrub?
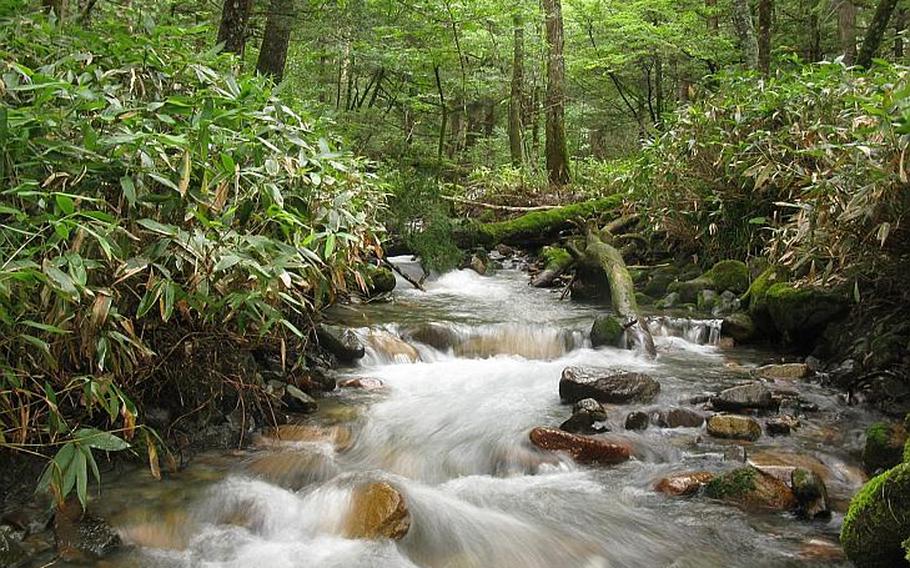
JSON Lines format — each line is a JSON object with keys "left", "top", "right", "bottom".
{"left": 629, "top": 62, "right": 910, "bottom": 286}
{"left": 0, "top": 4, "right": 384, "bottom": 504}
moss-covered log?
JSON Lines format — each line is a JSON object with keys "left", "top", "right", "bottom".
{"left": 584, "top": 228, "right": 656, "bottom": 358}
{"left": 841, "top": 462, "right": 910, "bottom": 567}
{"left": 455, "top": 195, "right": 622, "bottom": 248}
{"left": 532, "top": 246, "right": 574, "bottom": 288}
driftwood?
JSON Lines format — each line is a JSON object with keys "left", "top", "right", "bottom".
{"left": 583, "top": 227, "right": 656, "bottom": 359}
{"left": 381, "top": 258, "right": 426, "bottom": 292}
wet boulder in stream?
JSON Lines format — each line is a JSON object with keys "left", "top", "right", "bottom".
{"left": 651, "top": 408, "right": 705, "bottom": 429}
{"left": 707, "top": 414, "right": 762, "bottom": 441}
{"left": 711, "top": 382, "right": 775, "bottom": 411}
{"left": 841, "top": 463, "right": 910, "bottom": 568}
{"left": 624, "top": 411, "right": 650, "bottom": 431}
{"left": 655, "top": 471, "right": 715, "bottom": 497}
{"left": 705, "top": 466, "right": 797, "bottom": 511}
{"left": 559, "top": 367, "right": 660, "bottom": 404}
{"left": 529, "top": 427, "right": 631, "bottom": 465}
{"left": 791, "top": 468, "right": 831, "bottom": 520}
{"left": 560, "top": 398, "right": 609, "bottom": 435}
{"left": 316, "top": 324, "right": 365, "bottom": 364}
{"left": 344, "top": 482, "right": 411, "bottom": 541}
{"left": 862, "top": 421, "right": 908, "bottom": 473}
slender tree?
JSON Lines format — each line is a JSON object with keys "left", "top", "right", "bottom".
{"left": 838, "top": 0, "right": 857, "bottom": 65}
{"left": 542, "top": 0, "right": 571, "bottom": 186}
{"left": 857, "top": 0, "right": 901, "bottom": 68}
{"left": 217, "top": 0, "right": 254, "bottom": 55}
{"left": 758, "top": 0, "right": 773, "bottom": 75}
{"left": 731, "top": 0, "right": 759, "bottom": 69}
{"left": 256, "top": 0, "right": 296, "bottom": 81}
{"left": 894, "top": 8, "right": 907, "bottom": 59}
{"left": 509, "top": 14, "right": 525, "bottom": 167}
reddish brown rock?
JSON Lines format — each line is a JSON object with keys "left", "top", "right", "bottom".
{"left": 343, "top": 482, "right": 411, "bottom": 540}
{"left": 338, "top": 377, "right": 385, "bottom": 390}
{"left": 655, "top": 471, "right": 715, "bottom": 496}
{"left": 529, "top": 427, "right": 631, "bottom": 465}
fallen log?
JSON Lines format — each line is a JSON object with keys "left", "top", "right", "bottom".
{"left": 454, "top": 195, "right": 622, "bottom": 248}
{"left": 584, "top": 227, "right": 656, "bottom": 359}
{"left": 531, "top": 246, "right": 574, "bottom": 288}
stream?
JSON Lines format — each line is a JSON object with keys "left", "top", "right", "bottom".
{"left": 85, "top": 258, "right": 874, "bottom": 567}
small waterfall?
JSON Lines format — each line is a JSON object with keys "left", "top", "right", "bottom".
{"left": 353, "top": 323, "right": 588, "bottom": 365}
{"left": 646, "top": 316, "right": 722, "bottom": 346}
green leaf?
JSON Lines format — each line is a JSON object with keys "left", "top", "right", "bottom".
{"left": 137, "top": 219, "right": 178, "bottom": 236}
{"left": 75, "top": 428, "right": 130, "bottom": 451}
{"left": 120, "top": 176, "right": 136, "bottom": 206}
{"left": 74, "top": 447, "right": 88, "bottom": 508}
{"left": 324, "top": 233, "right": 336, "bottom": 258}
{"left": 43, "top": 262, "right": 80, "bottom": 301}
{"left": 55, "top": 194, "right": 75, "bottom": 215}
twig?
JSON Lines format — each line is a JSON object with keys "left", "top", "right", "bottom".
{"left": 382, "top": 258, "right": 426, "bottom": 291}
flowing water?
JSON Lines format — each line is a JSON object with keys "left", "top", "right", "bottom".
{"left": 86, "top": 259, "right": 876, "bottom": 567}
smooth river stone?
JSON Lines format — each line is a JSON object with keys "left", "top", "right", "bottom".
{"left": 343, "top": 482, "right": 411, "bottom": 541}
{"left": 559, "top": 366, "right": 660, "bottom": 404}
{"left": 529, "top": 427, "right": 631, "bottom": 465}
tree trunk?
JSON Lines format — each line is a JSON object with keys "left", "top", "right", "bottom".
{"left": 757, "top": 0, "right": 773, "bottom": 75}
{"left": 217, "top": 0, "right": 253, "bottom": 55}
{"left": 509, "top": 15, "right": 525, "bottom": 167}
{"left": 838, "top": 0, "right": 857, "bottom": 65}
{"left": 583, "top": 228, "right": 656, "bottom": 359}
{"left": 542, "top": 0, "right": 571, "bottom": 186}
{"left": 895, "top": 8, "right": 907, "bottom": 59}
{"left": 807, "top": 6, "right": 822, "bottom": 62}
{"left": 256, "top": 0, "right": 295, "bottom": 81}
{"left": 857, "top": 0, "right": 901, "bottom": 68}
{"left": 706, "top": 0, "right": 719, "bottom": 31}
{"left": 731, "top": 0, "right": 760, "bottom": 70}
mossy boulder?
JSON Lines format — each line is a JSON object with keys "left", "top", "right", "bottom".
{"left": 744, "top": 266, "right": 789, "bottom": 334}
{"left": 704, "top": 260, "right": 750, "bottom": 294}
{"left": 591, "top": 316, "right": 624, "bottom": 348}
{"left": 765, "top": 283, "right": 848, "bottom": 343}
{"left": 364, "top": 265, "right": 397, "bottom": 296}
{"left": 541, "top": 246, "right": 572, "bottom": 269}
{"left": 705, "top": 466, "right": 797, "bottom": 511}
{"left": 635, "top": 292, "right": 654, "bottom": 306}
{"left": 721, "top": 313, "right": 755, "bottom": 343}
{"left": 841, "top": 463, "right": 910, "bottom": 567}
{"left": 863, "top": 422, "right": 908, "bottom": 473}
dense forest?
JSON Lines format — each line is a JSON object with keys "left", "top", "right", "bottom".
{"left": 2, "top": 0, "right": 910, "bottom": 566}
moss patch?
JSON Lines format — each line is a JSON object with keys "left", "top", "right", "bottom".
{"left": 863, "top": 422, "right": 908, "bottom": 472}
{"left": 591, "top": 316, "right": 624, "bottom": 348}
{"left": 540, "top": 246, "right": 572, "bottom": 270}
{"left": 841, "top": 463, "right": 910, "bottom": 567}
{"left": 704, "top": 260, "right": 749, "bottom": 294}
{"left": 705, "top": 467, "right": 757, "bottom": 499}
{"left": 765, "top": 282, "right": 848, "bottom": 341}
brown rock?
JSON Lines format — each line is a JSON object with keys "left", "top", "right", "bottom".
{"left": 706, "top": 414, "right": 762, "bottom": 441}
{"left": 654, "top": 471, "right": 715, "bottom": 496}
{"left": 338, "top": 377, "right": 385, "bottom": 390}
{"left": 755, "top": 363, "right": 811, "bottom": 380}
{"left": 258, "top": 424, "right": 353, "bottom": 451}
{"left": 651, "top": 408, "right": 705, "bottom": 428}
{"left": 705, "top": 466, "right": 797, "bottom": 511}
{"left": 344, "top": 482, "right": 411, "bottom": 540}
{"left": 246, "top": 451, "right": 338, "bottom": 490}
{"left": 711, "top": 382, "right": 774, "bottom": 411}
{"left": 528, "top": 427, "right": 631, "bottom": 465}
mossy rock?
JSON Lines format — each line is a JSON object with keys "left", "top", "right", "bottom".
{"left": 364, "top": 265, "right": 397, "bottom": 296}
{"left": 591, "top": 316, "right": 624, "bottom": 348}
{"left": 643, "top": 272, "right": 674, "bottom": 298}
{"left": 540, "top": 246, "right": 572, "bottom": 270}
{"left": 635, "top": 292, "right": 654, "bottom": 306}
{"left": 703, "top": 260, "right": 749, "bottom": 294}
{"left": 841, "top": 463, "right": 910, "bottom": 567}
{"left": 705, "top": 466, "right": 796, "bottom": 511}
{"left": 744, "top": 266, "right": 789, "bottom": 335}
{"left": 765, "top": 283, "right": 848, "bottom": 343}
{"left": 863, "top": 422, "right": 908, "bottom": 473}
{"left": 721, "top": 313, "right": 755, "bottom": 343}
{"left": 904, "top": 437, "right": 910, "bottom": 463}
{"left": 667, "top": 277, "right": 713, "bottom": 303}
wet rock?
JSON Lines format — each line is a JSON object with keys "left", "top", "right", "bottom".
{"left": 258, "top": 424, "right": 352, "bottom": 451}
{"left": 0, "top": 525, "right": 26, "bottom": 568}
{"left": 724, "top": 446, "right": 747, "bottom": 463}
{"left": 283, "top": 384, "right": 318, "bottom": 414}
{"left": 798, "top": 538, "right": 845, "bottom": 563}
{"left": 316, "top": 324, "right": 365, "bottom": 364}
{"left": 344, "top": 482, "right": 411, "bottom": 540}
{"left": 624, "top": 411, "right": 649, "bottom": 431}
{"left": 696, "top": 289, "right": 717, "bottom": 313}
{"left": 718, "top": 337, "right": 736, "bottom": 350}
{"left": 862, "top": 421, "right": 908, "bottom": 473}
{"left": 654, "top": 471, "right": 715, "bottom": 496}
{"left": 529, "top": 427, "right": 631, "bottom": 465}
{"left": 118, "top": 511, "right": 191, "bottom": 551}
{"left": 712, "top": 290, "right": 741, "bottom": 317}
{"left": 651, "top": 408, "right": 705, "bottom": 429}
{"left": 590, "top": 316, "right": 624, "bottom": 348}
{"left": 764, "top": 283, "right": 848, "bottom": 345}
{"left": 755, "top": 363, "right": 811, "bottom": 381}
{"left": 367, "top": 331, "right": 420, "bottom": 362}
{"left": 54, "top": 500, "right": 121, "bottom": 561}
{"left": 364, "top": 265, "right": 396, "bottom": 296}
{"left": 720, "top": 313, "right": 755, "bottom": 343}
{"left": 765, "top": 416, "right": 800, "bottom": 436}
{"left": 466, "top": 253, "right": 489, "bottom": 275}
{"left": 791, "top": 468, "right": 830, "bottom": 520}
{"left": 711, "top": 382, "right": 774, "bottom": 411}
{"left": 707, "top": 414, "right": 762, "bottom": 441}
{"left": 655, "top": 292, "right": 680, "bottom": 309}
{"left": 402, "top": 323, "right": 457, "bottom": 351}
{"left": 705, "top": 466, "right": 797, "bottom": 511}
{"left": 338, "top": 377, "right": 385, "bottom": 390}
{"left": 292, "top": 368, "right": 336, "bottom": 394}
{"left": 559, "top": 367, "right": 660, "bottom": 404}
{"left": 841, "top": 463, "right": 910, "bottom": 568}
{"left": 559, "top": 399, "right": 609, "bottom": 435}
{"left": 246, "top": 451, "right": 338, "bottom": 490}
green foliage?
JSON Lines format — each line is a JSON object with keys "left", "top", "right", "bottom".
{"left": 0, "top": 4, "right": 383, "bottom": 501}
{"left": 629, "top": 63, "right": 910, "bottom": 285}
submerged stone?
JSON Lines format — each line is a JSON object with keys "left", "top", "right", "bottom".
{"left": 529, "top": 427, "right": 631, "bottom": 465}
{"left": 54, "top": 500, "right": 121, "bottom": 561}
{"left": 559, "top": 367, "right": 660, "bottom": 404}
